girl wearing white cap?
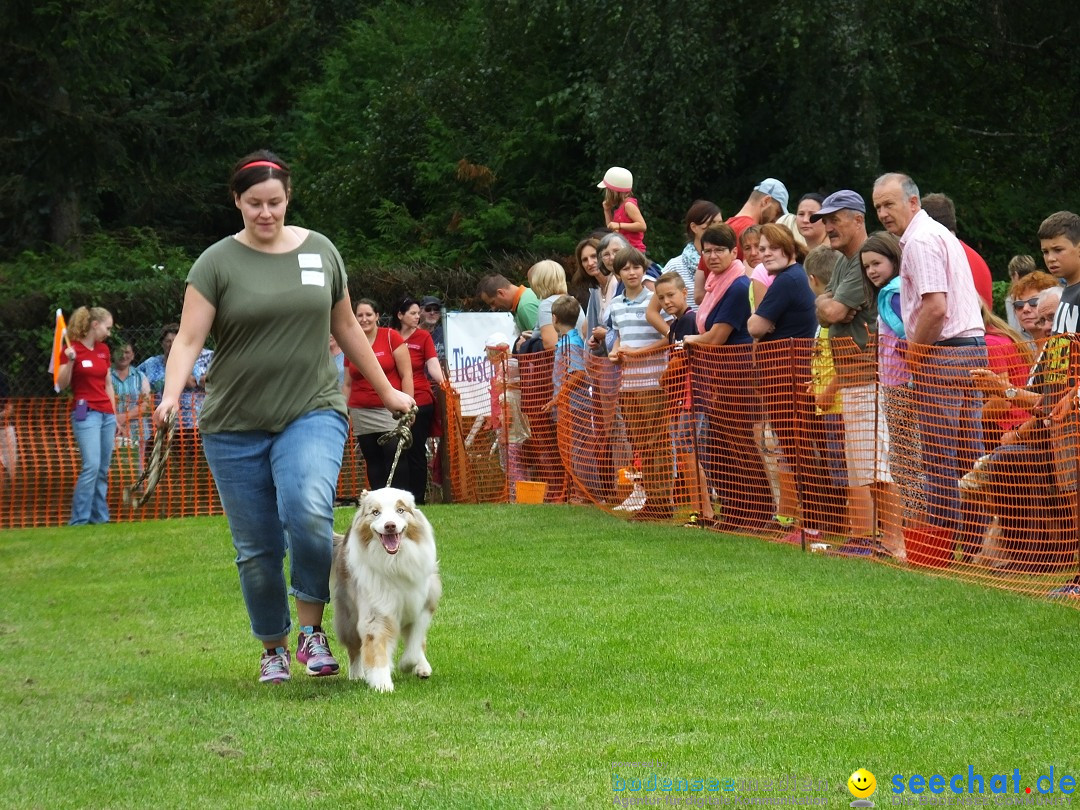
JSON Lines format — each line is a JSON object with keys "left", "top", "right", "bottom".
{"left": 599, "top": 166, "right": 647, "bottom": 253}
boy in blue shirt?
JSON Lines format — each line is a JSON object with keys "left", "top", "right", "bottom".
{"left": 545, "top": 295, "right": 588, "bottom": 417}
{"left": 654, "top": 272, "right": 716, "bottom": 527}
{"left": 544, "top": 295, "right": 590, "bottom": 499}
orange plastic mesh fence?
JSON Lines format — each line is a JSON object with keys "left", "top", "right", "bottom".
{"left": 446, "top": 335, "right": 1080, "bottom": 604}
{"left": 0, "top": 395, "right": 374, "bottom": 528}
{"left": 7, "top": 335, "right": 1080, "bottom": 606}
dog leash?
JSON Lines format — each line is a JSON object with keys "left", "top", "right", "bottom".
{"left": 123, "top": 411, "right": 177, "bottom": 509}
{"left": 378, "top": 405, "right": 418, "bottom": 486}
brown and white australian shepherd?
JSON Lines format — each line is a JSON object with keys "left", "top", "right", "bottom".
{"left": 332, "top": 487, "right": 442, "bottom": 692}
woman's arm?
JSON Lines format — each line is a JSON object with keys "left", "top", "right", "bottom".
{"left": 105, "top": 371, "right": 117, "bottom": 415}
{"left": 694, "top": 267, "right": 706, "bottom": 305}
{"left": 333, "top": 295, "right": 414, "bottom": 414}
{"left": 540, "top": 323, "right": 559, "bottom": 351}
{"left": 56, "top": 347, "right": 75, "bottom": 391}
{"left": 747, "top": 313, "right": 775, "bottom": 340}
{"left": 751, "top": 278, "right": 768, "bottom": 313}
{"left": 425, "top": 356, "right": 445, "bottom": 385}
{"left": 394, "top": 342, "right": 414, "bottom": 398}
{"left": 154, "top": 285, "right": 215, "bottom": 427}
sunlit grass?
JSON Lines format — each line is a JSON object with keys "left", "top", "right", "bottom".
{"left": 2, "top": 505, "right": 1078, "bottom": 809}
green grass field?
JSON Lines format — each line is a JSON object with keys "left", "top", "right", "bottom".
{"left": 2, "top": 505, "right": 1079, "bottom": 809}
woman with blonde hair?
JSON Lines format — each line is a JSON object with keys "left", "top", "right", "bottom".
{"left": 531, "top": 259, "right": 586, "bottom": 351}
{"left": 56, "top": 306, "right": 117, "bottom": 525}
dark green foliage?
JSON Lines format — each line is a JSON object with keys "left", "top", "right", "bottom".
{"left": 0, "top": 0, "right": 363, "bottom": 256}
{"left": 286, "top": 0, "right": 1080, "bottom": 271}
{"left": 0, "top": 231, "right": 193, "bottom": 395}
{"left": 2, "top": 0, "right": 1080, "bottom": 314}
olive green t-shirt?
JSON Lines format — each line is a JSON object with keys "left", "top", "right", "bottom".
{"left": 826, "top": 250, "right": 878, "bottom": 385}
{"left": 187, "top": 231, "right": 348, "bottom": 433}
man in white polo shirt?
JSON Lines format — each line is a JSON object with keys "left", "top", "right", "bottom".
{"left": 873, "top": 172, "right": 987, "bottom": 558}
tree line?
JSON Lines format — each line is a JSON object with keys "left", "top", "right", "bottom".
{"left": 2, "top": 0, "right": 1077, "bottom": 339}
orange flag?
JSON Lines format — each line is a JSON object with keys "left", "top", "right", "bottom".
{"left": 49, "top": 309, "right": 69, "bottom": 392}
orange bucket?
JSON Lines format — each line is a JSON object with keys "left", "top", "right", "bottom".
{"left": 515, "top": 481, "right": 547, "bottom": 504}
{"left": 615, "top": 467, "right": 637, "bottom": 500}
{"left": 905, "top": 525, "right": 954, "bottom": 569}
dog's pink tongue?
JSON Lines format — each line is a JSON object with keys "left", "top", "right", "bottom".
{"left": 380, "top": 532, "right": 401, "bottom": 554}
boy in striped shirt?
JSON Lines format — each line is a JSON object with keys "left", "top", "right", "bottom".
{"left": 608, "top": 246, "right": 674, "bottom": 520}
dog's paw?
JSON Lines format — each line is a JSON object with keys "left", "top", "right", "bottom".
{"left": 366, "top": 667, "right": 394, "bottom": 693}
{"left": 401, "top": 654, "right": 431, "bottom": 678}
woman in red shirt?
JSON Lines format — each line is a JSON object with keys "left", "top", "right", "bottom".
{"left": 343, "top": 299, "right": 413, "bottom": 490}
{"left": 56, "top": 306, "right": 117, "bottom": 525}
{"left": 393, "top": 297, "right": 446, "bottom": 504}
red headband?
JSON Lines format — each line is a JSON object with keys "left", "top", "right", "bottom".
{"left": 240, "top": 160, "right": 282, "bottom": 171}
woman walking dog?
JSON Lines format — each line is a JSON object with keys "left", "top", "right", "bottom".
{"left": 154, "top": 151, "right": 414, "bottom": 684}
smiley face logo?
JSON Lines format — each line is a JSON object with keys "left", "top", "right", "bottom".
{"left": 848, "top": 769, "right": 877, "bottom": 799}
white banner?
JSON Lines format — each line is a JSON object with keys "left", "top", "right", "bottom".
{"left": 444, "top": 311, "right": 516, "bottom": 417}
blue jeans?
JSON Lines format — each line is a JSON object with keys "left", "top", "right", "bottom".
{"left": 914, "top": 344, "right": 987, "bottom": 538}
{"left": 70, "top": 410, "right": 116, "bottom": 525}
{"left": 201, "top": 409, "right": 348, "bottom": 642}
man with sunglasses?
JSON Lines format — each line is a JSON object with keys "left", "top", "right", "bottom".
{"left": 419, "top": 295, "right": 445, "bottom": 361}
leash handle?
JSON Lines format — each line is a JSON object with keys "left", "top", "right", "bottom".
{"left": 380, "top": 405, "right": 419, "bottom": 486}
{"left": 123, "top": 411, "right": 177, "bottom": 509}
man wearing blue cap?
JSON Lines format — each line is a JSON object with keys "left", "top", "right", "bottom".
{"left": 812, "top": 190, "right": 876, "bottom": 349}
{"left": 812, "top": 190, "right": 901, "bottom": 557}
{"left": 726, "top": 178, "right": 789, "bottom": 259}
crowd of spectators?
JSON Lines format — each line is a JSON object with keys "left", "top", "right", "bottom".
{"left": 15, "top": 166, "right": 1080, "bottom": 596}
{"left": 470, "top": 169, "right": 1080, "bottom": 591}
